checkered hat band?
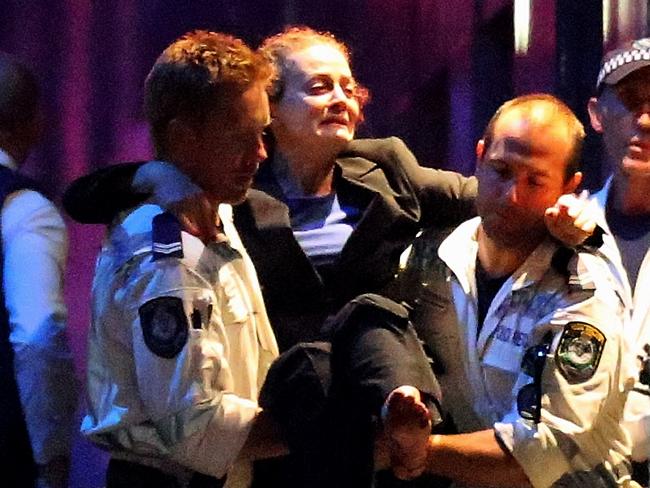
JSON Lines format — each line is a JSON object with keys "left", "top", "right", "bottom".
{"left": 597, "top": 48, "right": 650, "bottom": 87}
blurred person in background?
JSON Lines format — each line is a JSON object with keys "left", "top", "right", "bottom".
{"left": 0, "top": 52, "right": 78, "bottom": 488}
{"left": 588, "top": 38, "right": 650, "bottom": 487}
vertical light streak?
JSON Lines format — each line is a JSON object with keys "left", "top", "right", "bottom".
{"left": 618, "top": 0, "right": 632, "bottom": 36}
{"left": 602, "top": 0, "right": 611, "bottom": 44}
{"left": 514, "top": 0, "right": 532, "bottom": 55}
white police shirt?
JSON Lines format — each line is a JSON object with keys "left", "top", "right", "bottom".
{"left": 415, "top": 217, "right": 635, "bottom": 487}
{"left": 81, "top": 203, "right": 278, "bottom": 486}
{"left": 590, "top": 179, "right": 650, "bottom": 463}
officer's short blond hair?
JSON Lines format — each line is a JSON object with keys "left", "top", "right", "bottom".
{"left": 145, "top": 30, "right": 273, "bottom": 156}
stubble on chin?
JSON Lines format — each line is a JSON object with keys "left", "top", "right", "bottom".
{"left": 481, "top": 214, "right": 546, "bottom": 250}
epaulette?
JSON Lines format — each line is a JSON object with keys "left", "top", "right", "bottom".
{"left": 152, "top": 211, "right": 183, "bottom": 261}
{"left": 552, "top": 246, "right": 596, "bottom": 293}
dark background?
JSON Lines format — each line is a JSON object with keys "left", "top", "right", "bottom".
{"left": 1, "top": 1, "right": 648, "bottom": 486}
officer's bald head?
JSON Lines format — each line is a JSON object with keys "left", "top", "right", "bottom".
{"left": 481, "top": 94, "right": 585, "bottom": 181}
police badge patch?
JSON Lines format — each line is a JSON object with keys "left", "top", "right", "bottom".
{"left": 139, "top": 297, "right": 189, "bottom": 359}
{"left": 555, "top": 322, "right": 605, "bottom": 384}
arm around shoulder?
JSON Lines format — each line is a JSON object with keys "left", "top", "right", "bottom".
{"left": 62, "top": 162, "right": 147, "bottom": 224}
{"left": 344, "top": 137, "right": 477, "bottom": 227}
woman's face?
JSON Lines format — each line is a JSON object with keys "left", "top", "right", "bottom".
{"left": 271, "top": 42, "right": 361, "bottom": 153}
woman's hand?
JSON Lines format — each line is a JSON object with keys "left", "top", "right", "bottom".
{"left": 545, "top": 190, "right": 597, "bottom": 247}
{"left": 134, "top": 161, "right": 218, "bottom": 243}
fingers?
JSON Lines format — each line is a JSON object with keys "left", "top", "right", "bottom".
{"left": 567, "top": 191, "right": 597, "bottom": 235}
{"left": 544, "top": 206, "right": 559, "bottom": 220}
{"left": 554, "top": 190, "right": 589, "bottom": 216}
{"left": 573, "top": 214, "right": 597, "bottom": 234}
{"left": 545, "top": 190, "right": 596, "bottom": 246}
{"left": 178, "top": 214, "right": 201, "bottom": 238}
{"left": 171, "top": 196, "right": 218, "bottom": 244}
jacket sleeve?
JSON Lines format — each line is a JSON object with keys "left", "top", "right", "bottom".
{"left": 62, "top": 162, "right": 148, "bottom": 224}
{"left": 343, "top": 137, "right": 477, "bottom": 227}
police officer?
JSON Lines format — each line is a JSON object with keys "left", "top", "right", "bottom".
{"left": 80, "top": 31, "right": 285, "bottom": 488}
{"left": 79, "top": 31, "right": 447, "bottom": 488}
{"left": 587, "top": 38, "right": 650, "bottom": 485}
{"left": 393, "top": 94, "right": 636, "bottom": 487}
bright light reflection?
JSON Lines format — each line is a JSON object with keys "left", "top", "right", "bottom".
{"left": 619, "top": 0, "right": 632, "bottom": 36}
{"left": 514, "top": 0, "right": 531, "bottom": 55}
{"left": 602, "top": 0, "right": 611, "bottom": 44}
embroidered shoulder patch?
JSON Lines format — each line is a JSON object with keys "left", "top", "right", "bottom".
{"left": 555, "top": 322, "right": 605, "bottom": 383}
{"left": 139, "top": 296, "right": 188, "bottom": 359}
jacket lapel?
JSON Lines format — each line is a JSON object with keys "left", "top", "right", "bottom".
{"left": 234, "top": 190, "right": 325, "bottom": 307}
{"left": 336, "top": 157, "right": 420, "bottom": 275}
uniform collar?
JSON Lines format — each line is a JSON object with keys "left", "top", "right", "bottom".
{"left": 590, "top": 176, "right": 637, "bottom": 308}
{"left": 592, "top": 176, "right": 614, "bottom": 236}
{"left": 439, "top": 217, "right": 560, "bottom": 293}
{"left": 0, "top": 148, "right": 17, "bottom": 171}
{"left": 216, "top": 203, "right": 233, "bottom": 243}
{"left": 438, "top": 217, "right": 480, "bottom": 293}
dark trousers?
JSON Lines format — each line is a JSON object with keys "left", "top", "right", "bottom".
{"left": 258, "top": 293, "right": 452, "bottom": 488}
{"left": 106, "top": 458, "right": 225, "bottom": 488}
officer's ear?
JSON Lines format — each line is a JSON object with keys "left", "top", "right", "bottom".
{"left": 167, "top": 117, "right": 197, "bottom": 148}
{"left": 587, "top": 97, "right": 604, "bottom": 134}
{"left": 563, "top": 171, "right": 582, "bottom": 194}
{"left": 475, "top": 139, "right": 485, "bottom": 159}
{"left": 164, "top": 117, "right": 200, "bottom": 170}
{"left": 475, "top": 139, "right": 486, "bottom": 167}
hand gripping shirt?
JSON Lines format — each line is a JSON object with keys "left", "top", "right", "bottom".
{"left": 81, "top": 203, "right": 279, "bottom": 486}
{"left": 412, "top": 217, "right": 636, "bottom": 488}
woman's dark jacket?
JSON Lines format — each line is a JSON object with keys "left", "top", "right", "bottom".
{"left": 63, "top": 137, "right": 477, "bottom": 351}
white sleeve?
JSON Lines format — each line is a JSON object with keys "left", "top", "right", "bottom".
{"left": 120, "top": 258, "right": 259, "bottom": 478}
{"left": 495, "top": 287, "right": 630, "bottom": 487}
{"left": 2, "top": 189, "right": 79, "bottom": 465}
{"left": 623, "top": 388, "right": 650, "bottom": 461}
